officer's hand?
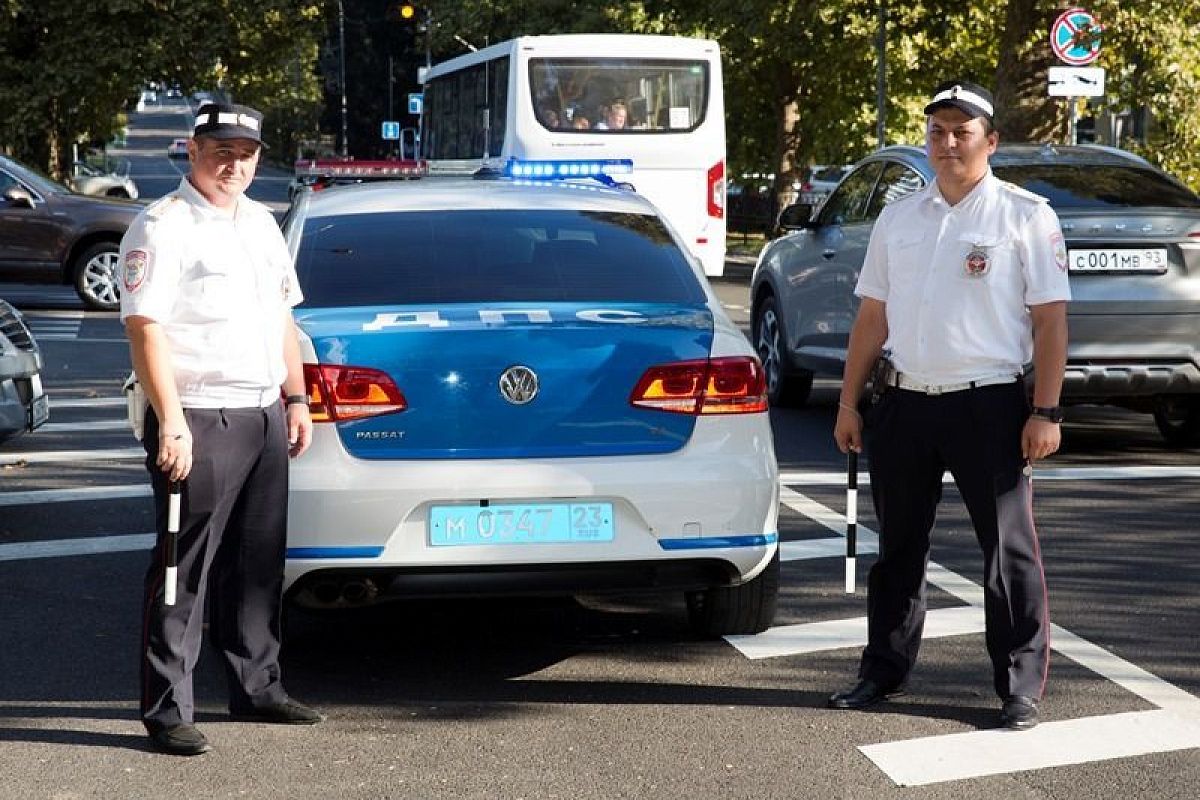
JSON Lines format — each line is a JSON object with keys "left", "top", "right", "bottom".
{"left": 834, "top": 405, "right": 863, "bottom": 455}
{"left": 1022, "top": 417, "right": 1061, "bottom": 462}
{"left": 287, "top": 402, "right": 312, "bottom": 458}
{"left": 157, "top": 429, "right": 193, "bottom": 482}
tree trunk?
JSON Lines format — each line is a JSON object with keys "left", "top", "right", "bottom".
{"left": 993, "top": 0, "right": 1067, "bottom": 143}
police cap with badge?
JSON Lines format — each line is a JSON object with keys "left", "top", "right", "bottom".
{"left": 923, "top": 80, "right": 994, "bottom": 124}
{"left": 192, "top": 102, "right": 267, "bottom": 147}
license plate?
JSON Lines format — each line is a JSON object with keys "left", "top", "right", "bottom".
{"left": 429, "top": 501, "right": 615, "bottom": 546}
{"left": 1068, "top": 248, "right": 1168, "bottom": 273}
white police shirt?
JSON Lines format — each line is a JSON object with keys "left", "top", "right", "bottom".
{"left": 119, "top": 178, "right": 303, "bottom": 408}
{"left": 855, "top": 169, "right": 1071, "bottom": 386}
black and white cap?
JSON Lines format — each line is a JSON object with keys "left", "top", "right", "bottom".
{"left": 192, "top": 102, "right": 266, "bottom": 146}
{"left": 923, "top": 81, "right": 994, "bottom": 122}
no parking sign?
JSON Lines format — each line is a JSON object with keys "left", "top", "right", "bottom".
{"left": 1051, "top": 7, "right": 1102, "bottom": 65}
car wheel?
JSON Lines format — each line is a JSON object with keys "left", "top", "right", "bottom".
{"left": 753, "top": 295, "right": 813, "bottom": 407}
{"left": 1152, "top": 397, "right": 1200, "bottom": 447}
{"left": 685, "top": 550, "right": 779, "bottom": 637}
{"left": 73, "top": 242, "right": 122, "bottom": 311}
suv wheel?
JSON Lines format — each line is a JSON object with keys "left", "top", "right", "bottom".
{"left": 1152, "top": 397, "right": 1200, "bottom": 447}
{"left": 73, "top": 242, "right": 121, "bottom": 311}
{"left": 685, "top": 550, "right": 779, "bottom": 637}
{"left": 753, "top": 296, "right": 813, "bottom": 406}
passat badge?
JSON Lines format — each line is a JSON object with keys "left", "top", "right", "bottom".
{"left": 498, "top": 365, "right": 538, "bottom": 405}
{"left": 965, "top": 244, "right": 990, "bottom": 277}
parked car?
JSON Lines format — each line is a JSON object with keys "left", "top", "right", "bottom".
{"left": 798, "top": 164, "right": 853, "bottom": 206}
{"left": 753, "top": 143, "right": 1200, "bottom": 446}
{"left": 167, "top": 138, "right": 190, "bottom": 159}
{"left": 0, "top": 154, "right": 142, "bottom": 310}
{"left": 0, "top": 298, "right": 49, "bottom": 444}
{"left": 68, "top": 160, "right": 139, "bottom": 199}
{"left": 281, "top": 173, "right": 780, "bottom": 636}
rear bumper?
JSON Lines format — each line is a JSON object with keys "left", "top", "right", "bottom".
{"left": 285, "top": 414, "right": 779, "bottom": 599}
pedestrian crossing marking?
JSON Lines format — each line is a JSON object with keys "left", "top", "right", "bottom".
{"left": 735, "top": 485, "right": 1200, "bottom": 786}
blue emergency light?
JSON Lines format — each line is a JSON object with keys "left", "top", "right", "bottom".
{"left": 504, "top": 158, "right": 634, "bottom": 179}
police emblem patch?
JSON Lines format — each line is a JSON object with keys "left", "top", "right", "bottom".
{"left": 124, "top": 249, "right": 149, "bottom": 292}
{"left": 965, "top": 245, "right": 990, "bottom": 277}
{"left": 1051, "top": 231, "right": 1068, "bottom": 272}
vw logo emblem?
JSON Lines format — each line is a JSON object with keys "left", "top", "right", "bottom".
{"left": 498, "top": 365, "right": 539, "bottom": 405}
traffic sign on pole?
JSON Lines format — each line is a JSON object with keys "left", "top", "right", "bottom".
{"left": 381, "top": 121, "right": 401, "bottom": 140}
{"left": 407, "top": 93, "right": 424, "bottom": 115}
{"left": 1048, "top": 66, "right": 1105, "bottom": 97}
{"left": 1051, "top": 8, "right": 1102, "bottom": 66}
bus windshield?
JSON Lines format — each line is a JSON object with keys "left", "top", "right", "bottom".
{"left": 529, "top": 59, "right": 709, "bottom": 133}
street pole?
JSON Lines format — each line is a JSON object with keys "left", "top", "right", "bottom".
{"left": 338, "top": 0, "right": 348, "bottom": 157}
{"left": 875, "top": 0, "right": 887, "bottom": 148}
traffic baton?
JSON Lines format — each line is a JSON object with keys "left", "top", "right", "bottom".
{"left": 845, "top": 450, "right": 858, "bottom": 594}
{"left": 164, "top": 481, "right": 181, "bottom": 606}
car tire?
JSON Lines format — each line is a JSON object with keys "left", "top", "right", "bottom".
{"left": 73, "top": 241, "right": 122, "bottom": 311}
{"left": 1152, "top": 397, "right": 1200, "bottom": 447}
{"left": 753, "top": 295, "right": 813, "bottom": 407}
{"left": 685, "top": 550, "right": 779, "bottom": 637}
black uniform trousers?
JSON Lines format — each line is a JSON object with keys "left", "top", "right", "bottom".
{"left": 140, "top": 401, "right": 290, "bottom": 733}
{"left": 860, "top": 380, "right": 1050, "bottom": 701}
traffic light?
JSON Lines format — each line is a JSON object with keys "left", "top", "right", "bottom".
{"left": 388, "top": 2, "right": 418, "bottom": 22}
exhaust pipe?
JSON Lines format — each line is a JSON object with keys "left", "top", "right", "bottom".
{"left": 340, "top": 579, "right": 378, "bottom": 605}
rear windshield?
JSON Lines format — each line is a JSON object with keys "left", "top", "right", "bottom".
{"left": 295, "top": 209, "right": 706, "bottom": 307}
{"left": 993, "top": 164, "right": 1200, "bottom": 209}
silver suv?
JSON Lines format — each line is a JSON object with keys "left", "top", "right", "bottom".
{"left": 752, "top": 144, "right": 1200, "bottom": 446}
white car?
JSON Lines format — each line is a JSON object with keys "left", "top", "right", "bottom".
{"left": 68, "top": 161, "right": 138, "bottom": 199}
{"left": 166, "top": 138, "right": 189, "bottom": 159}
{"left": 281, "top": 172, "right": 780, "bottom": 635}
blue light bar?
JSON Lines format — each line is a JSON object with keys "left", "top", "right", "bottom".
{"left": 504, "top": 158, "right": 634, "bottom": 180}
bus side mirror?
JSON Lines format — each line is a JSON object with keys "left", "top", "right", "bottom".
{"left": 775, "top": 203, "right": 814, "bottom": 235}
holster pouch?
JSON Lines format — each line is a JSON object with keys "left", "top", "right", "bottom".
{"left": 868, "top": 351, "right": 896, "bottom": 405}
{"left": 123, "top": 372, "right": 147, "bottom": 441}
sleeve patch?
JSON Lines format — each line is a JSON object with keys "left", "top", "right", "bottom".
{"left": 123, "top": 249, "right": 151, "bottom": 292}
{"left": 1050, "top": 232, "right": 1068, "bottom": 272}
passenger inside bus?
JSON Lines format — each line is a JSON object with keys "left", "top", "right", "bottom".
{"left": 594, "top": 100, "right": 628, "bottom": 130}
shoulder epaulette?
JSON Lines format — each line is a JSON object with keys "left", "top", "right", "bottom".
{"left": 144, "top": 194, "right": 185, "bottom": 220}
{"left": 998, "top": 180, "right": 1048, "bottom": 204}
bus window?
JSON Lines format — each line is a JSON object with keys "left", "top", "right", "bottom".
{"left": 529, "top": 59, "right": 709, "bottom": 133}
{"left": 425, "top": 56, "right": 509, "bottom": 159}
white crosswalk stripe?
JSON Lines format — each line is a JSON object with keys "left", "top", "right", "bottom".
{"left": 25, "top": 311, "right": 83, "bottom": 341}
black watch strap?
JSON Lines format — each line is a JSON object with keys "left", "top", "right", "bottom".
{"left": 1030, "top": 405, "right": 1063, "bottom": 423}
{"left": 285, "top": 394, "right": 309, "bottom": 406}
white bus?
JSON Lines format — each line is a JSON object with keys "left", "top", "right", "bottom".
{"left": 421, "top": 34, "right": 727, "bottom": 277}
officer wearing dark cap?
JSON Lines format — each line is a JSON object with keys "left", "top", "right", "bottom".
{"left": 120, "top": 102, "right": 322, "bottom": 756}
{"left": 828, "top": 80, "right": 1070, "bottom": 730}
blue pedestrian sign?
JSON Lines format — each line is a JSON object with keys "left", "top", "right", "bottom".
{"left": 407, "top": 93, "right": 423, "bottom": 116}
{"left": 1050, "top": 8, "right": 1102, "bottom": 66}
{"left": 381, "top": 121, "right": 401, "bottom": 140}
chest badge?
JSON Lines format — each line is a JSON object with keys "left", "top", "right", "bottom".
{"left": 965, "top": 244, "right": 991, "bottom": 277}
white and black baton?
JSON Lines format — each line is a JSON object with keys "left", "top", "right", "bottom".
{"left": 845, "top": 450, "right": 858, "bottom": 594}
{"left": 164, "top": 480, "right": 181, "bottom": 606}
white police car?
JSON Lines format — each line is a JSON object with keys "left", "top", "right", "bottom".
{"left": 282, "top": 165, "right": 779, "bottom": 635}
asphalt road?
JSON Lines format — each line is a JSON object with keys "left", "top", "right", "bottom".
{"left": 0, "top": 103, "right": 1197, "bottom": 800}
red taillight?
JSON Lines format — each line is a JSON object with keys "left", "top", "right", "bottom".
{"left": 707, "top": 160, "right": 725, "bottom": 219}
{"left": 629, "top": 356, "right": 767, "bottom": 415}
{"left": 303, "top": 363, "right": 407, "bottom": 422}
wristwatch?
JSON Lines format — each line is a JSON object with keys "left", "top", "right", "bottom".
{"left": 1030, "top": 405, "right": 1064, "bottom": 423}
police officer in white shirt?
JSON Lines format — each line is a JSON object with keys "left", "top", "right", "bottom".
{"left": 828, "top": 81, "right": 1070, "bottom": 731}
{"left": 121, "top": 102, "right": 322, "bottom": 756}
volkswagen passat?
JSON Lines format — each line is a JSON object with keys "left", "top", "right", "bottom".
{"left": 754, "top": 144, "right": 1200, "bottom": 446}
{"left": 281, "top": 175, "right": 779, "bottom": 635}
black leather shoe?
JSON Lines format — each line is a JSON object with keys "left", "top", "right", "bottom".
{"left": 148, "top": 723, "right": 211, "bottom": 756}
{"left": 1000, "top": 695, "right": 1039, "bottom": 730}
{"left": 230, "top": 699, "right": 324, "bottom": 725}
{"left": 828, "top": 679, "right": 904, "bottom": 710}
